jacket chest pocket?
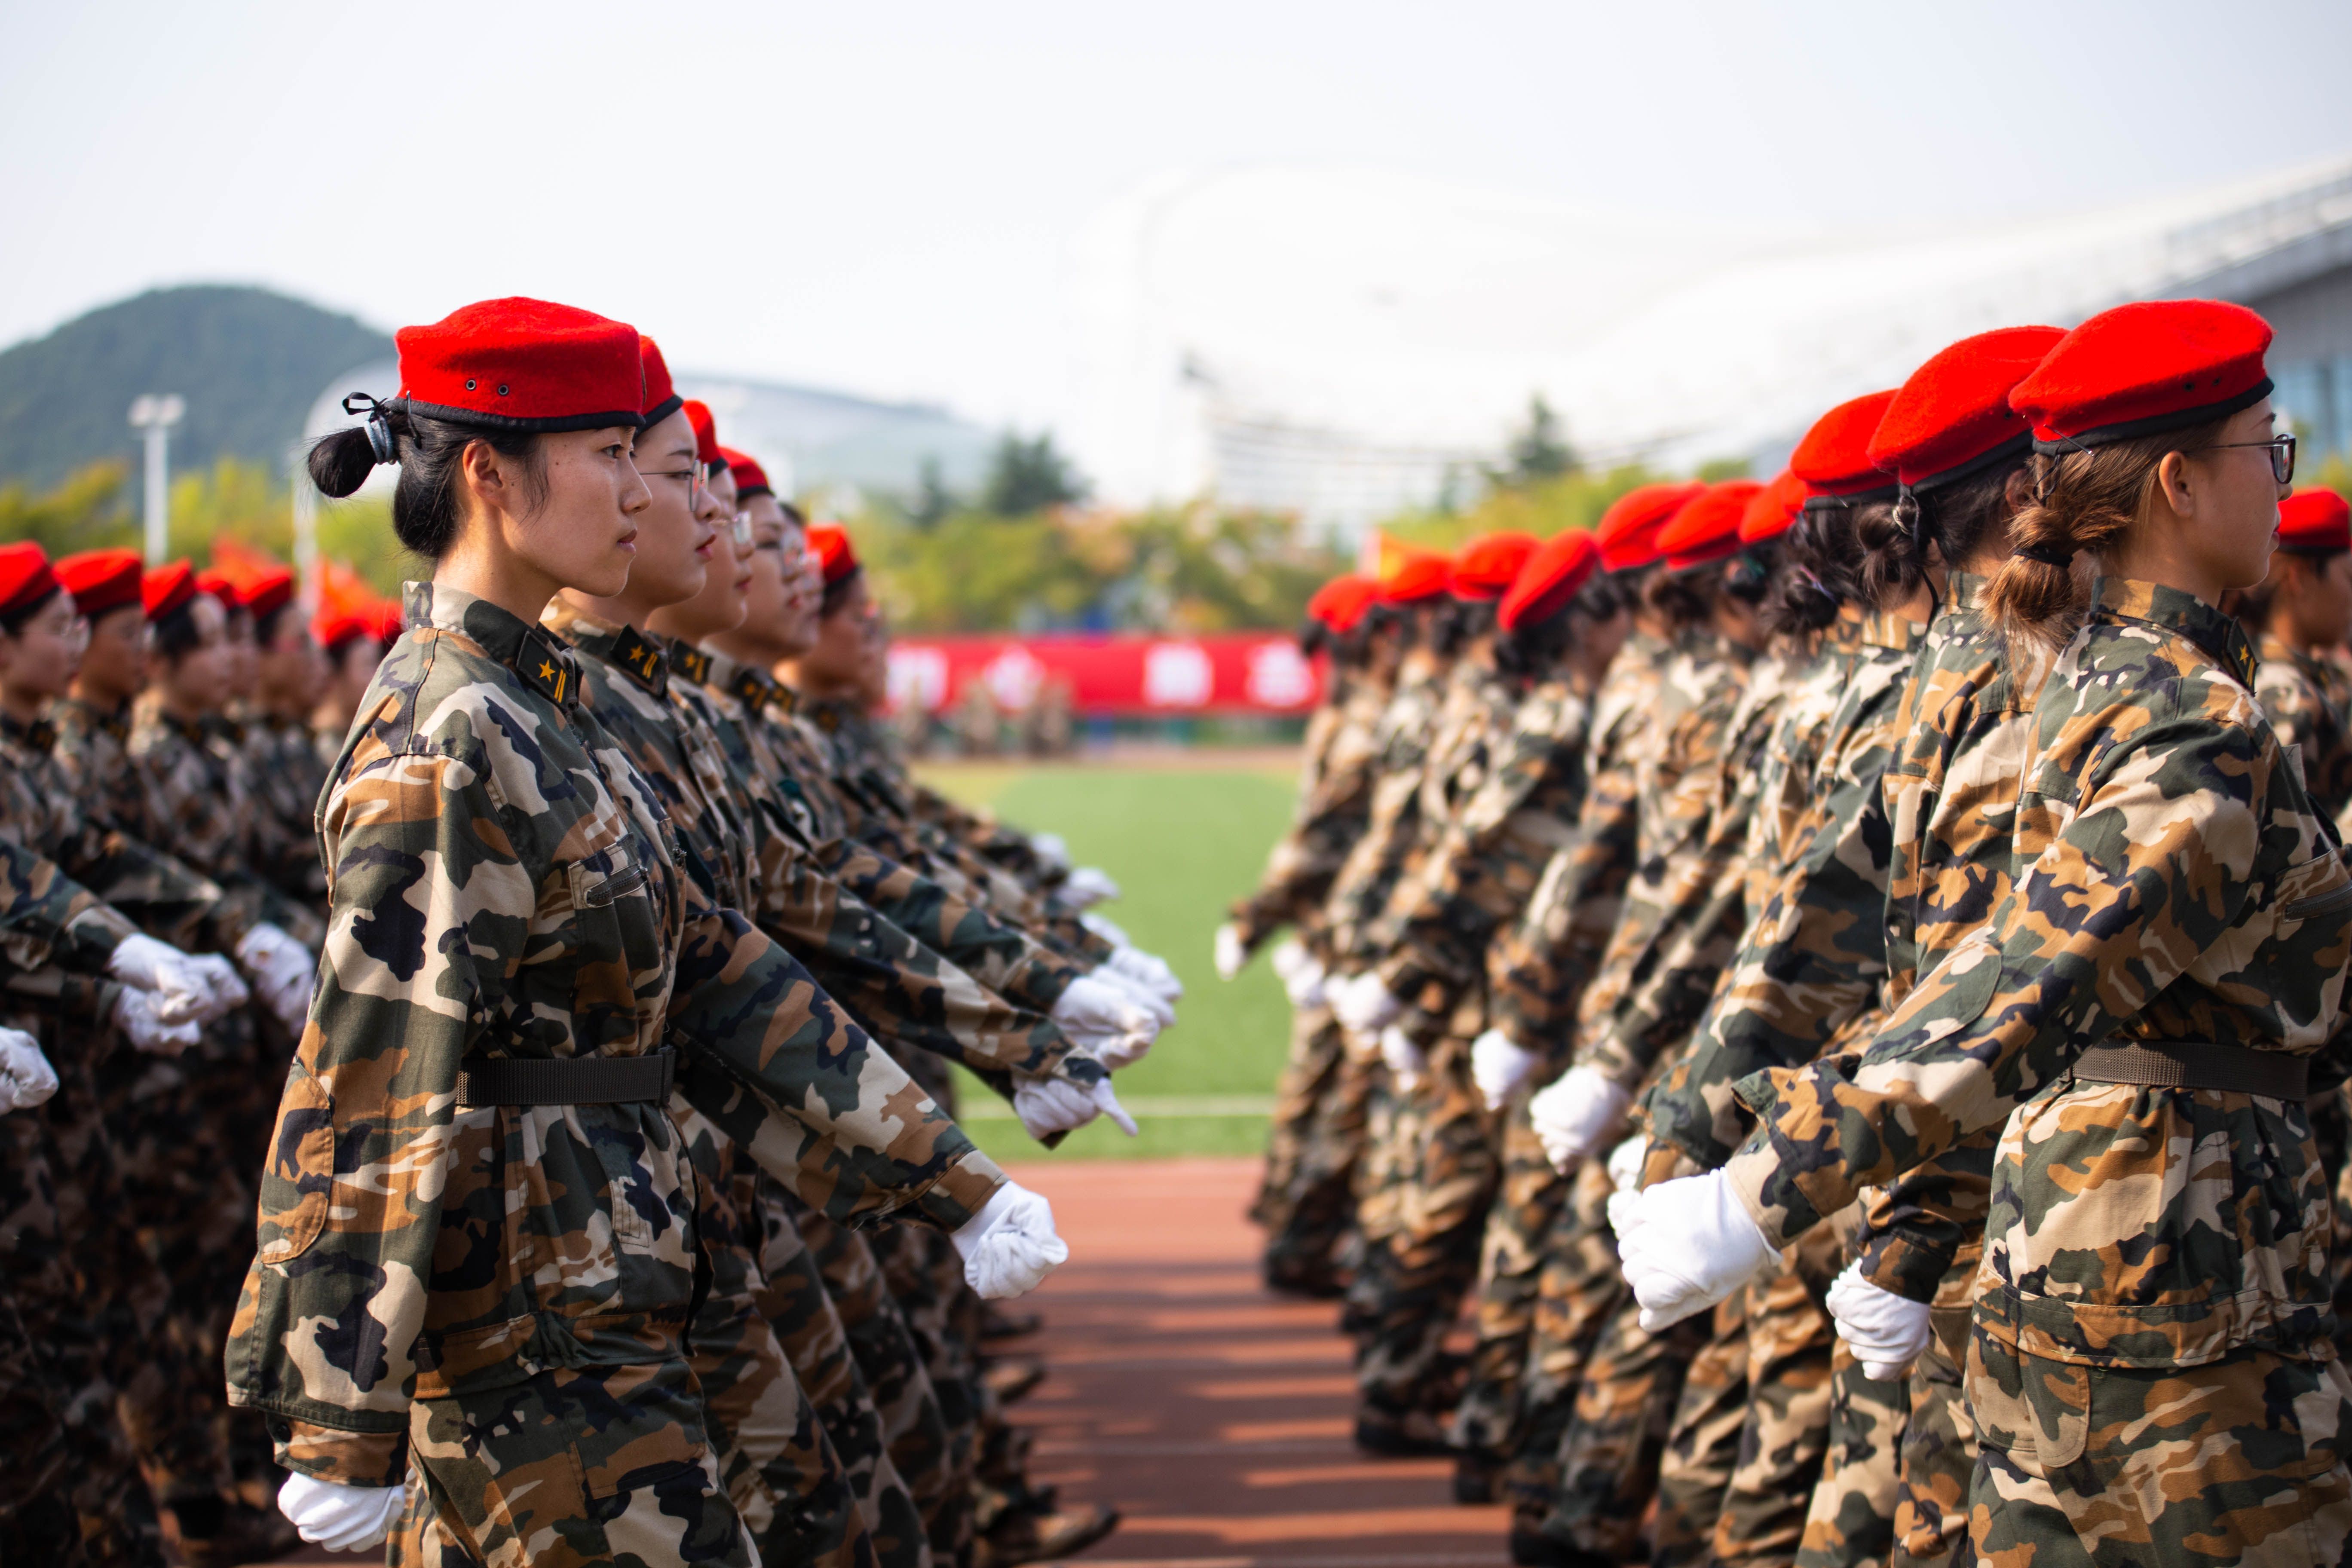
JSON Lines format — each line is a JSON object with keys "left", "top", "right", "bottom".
{"left": 2240, "top": 848, "right": 2352, "bottom": 1050}
{"left": 543, "top": 836, "right": 675, "bottom": 1044}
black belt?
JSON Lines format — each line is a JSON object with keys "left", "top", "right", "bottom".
{"left": 456, "top": 1051, "right": 675, "bottom": 1108}
{"left": 2072, "top": 1041, "right": 2308, "bottom": 1101}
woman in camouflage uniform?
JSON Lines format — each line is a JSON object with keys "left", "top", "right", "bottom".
{"left": 1625, "top": 300, "right": 2352, "bottom": 1566}
{"left": 235, "top": 298, "right": 1066, "bottom": 1566}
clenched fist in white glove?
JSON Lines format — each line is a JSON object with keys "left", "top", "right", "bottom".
{"left": 1825, "top": 1262, "right": 1935, "bottom": 1382}
{"left": 0, "top": 1029, "right": 59, "bottom": 1112}
{"left": 276, "top": 1472, "right": 406, "bottom": 1553}
{"left": 1616, "top": 1170, "right": 1778, "bottom": 1332}
{"left": 1029, "top": 832, "right": 1071, "bottom": 873}
{"left": 1378, "top": 1025, "right": 1427, "bottom": 1091}
{"left": 108, "top": 933, "right": 247, "bottom": 1026}
{"left": 1106, "top": 944, "right": 1182, "bottom": 1003}
{"left": 1527, "top": 1065, "right": 1633, "bottom": 1173}
{"left": 1214, "top": 922, "right": 1248, "bottom": 981}
{"left": 1470, "top": 1029, "right": 1542, "bottom": 1111}
{"left": 951, "top": 1179, "right": 1070, "bottom": 1298}
{"left": 236, "top": 922, "right": 317, "bottom": 1037}
{"left": 1270, "top": 940, "right": 1327, "bottom": 1010}
{"left": 1078, "top": 910, "right": 1130, "bottom": 949}
{"left": 1014, "top": 1074, "right": 1139, "bottom": 1139}
{"left": 1603, "top": 1134, "right": 1650, "bottom": 1238}
{"left": 1329, "top": 971, "right": 1404, "bottom": 1036}
{"left": 1059, "top": 866, "right": 1122, "bottom": 909}
{"left": 112, "top": 987, "right": 202, "bottom": 1055}
{"left": 1051, "top": 975, "right": 1160, "bottom": 1070}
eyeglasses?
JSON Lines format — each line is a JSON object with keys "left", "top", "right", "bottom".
{"left": 643, "top": 467, "right": 707, "bottom": 506}
{"left": 2187, "top": 432, "right": 2297, "bottom": 485}
{"left": 729, "top": 512, "right": 753, "bottom": 548}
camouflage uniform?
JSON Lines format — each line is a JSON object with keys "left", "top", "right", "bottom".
{"left": 2256, "top": 631, "right": 2352, "bottom": 821}
{"left": 53, "top": 695, "right": 173, "bottom": 845}
{"left": 1730, "top": 579, "right": 2352, "bottom": 1567}
{"left": 227, "top": 583, "right": 1006, "bottom": 1566}
{"left": 240, "top": 712, "right": 334, "bottom": 915}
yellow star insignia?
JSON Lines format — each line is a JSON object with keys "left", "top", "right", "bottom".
{"left": 539, "top": 661, "right": 556, "bottom": 680}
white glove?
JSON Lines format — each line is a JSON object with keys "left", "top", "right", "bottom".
{"left": 236, "top": 922, "right": 317, "bottom": 1038}
{"left": 1030, "top": 832, "right": 1071, "bottom": 873}
{"left": 1603, "top": 1134, "right": 1650, "bottom": 1238}
{"left": 1470, "top": 1029, "right": 1542, "bottom": 1111}
{"left": 108, "top": 932, "right": 247, "bottom": 1026}
{"left": 950, "top": 1179, "right": 1070, "bottom": 1298}
{"left": 1527, "top": 1065, "right": 1633, "bottom": 1173}
{"left": 112, "top": 986, "right": 202, "bottom": 1055}
{"left": 1269, "top": 940, "right": 1327, "bottom": 1009}
{"left": 0, "top": 1029, "right": 59, "bottom": 1112}
{"left": 1078, "top": 910, "right": 1131, "bottom": 948}
{"left": 276, "top": 1472, "right": 407, "bottom": 1553}
{"left": 1214, "top": 922, "right": 1247, "bottom": 981}
{"left": 1106, "top": 944, "right": 1183, "bottom": 1002}
{"left": 1617, "top": 1170, "right": 1778, "bottom": 1332}
{"left": 1329, "top": 971, "right": 1404, "bottom": 1035}
{"left": 1060, "top": 866, "right": 1122, "bottom": 909}
{"left": 1093, "top": 963, "right": 1176, "bottom": 1029}
{"left": 1378, "top": 1024, "right": 1426, "bottom": 1091}
{"left": 1826, "top": 1262, "right": 1936, "bottom": 1382}
{"left": 1013, "top": 1074, "right": 1139, "bottom": 1139}
{"left": 1051, "top": 974, "right": 1159, "bottom": 1069}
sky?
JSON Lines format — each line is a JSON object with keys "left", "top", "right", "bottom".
{"left": 4, "top": 0, "right": 2348, "bottom": 444}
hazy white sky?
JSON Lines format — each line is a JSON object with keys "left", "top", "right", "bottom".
{"left": 4, "top": 0, "right": 2346, "bottom": 438}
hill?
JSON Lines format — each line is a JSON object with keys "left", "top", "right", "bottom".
{"left": 0, "top": 285, "right": 391, "bottom": 491}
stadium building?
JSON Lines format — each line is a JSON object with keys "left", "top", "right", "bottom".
{"left": 1071, "top": 157, "right": 2352, "bottom": 539}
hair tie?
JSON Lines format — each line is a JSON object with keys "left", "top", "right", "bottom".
{"left": 342, "top": 393, "right": 399, "bottom": 466}
{"left": 1893, "top": 487, "right": 1926, "bottom": 550}
{"left": 2015, "top": 541, "right": 2074, "bottom": 568}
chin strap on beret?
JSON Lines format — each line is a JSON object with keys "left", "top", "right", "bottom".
{"left": 2015, "top": 540, "right": 2075, "bottom": 568}
{"left": 343, "top": 393, "right": 400, "bottom": 466}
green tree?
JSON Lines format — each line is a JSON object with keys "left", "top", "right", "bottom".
{"left": 1695, "top": 455, "right": 1754, "bottom": 481}
{"left": 0, "top": 461, "right": 135, "bottom": 556}
{"left": 980, "top": 432, "right": 1087, "bottom": 517}
{"left": 910, "top": 456, "right": 955, "bottom": 530}
{"left": 1501, "top": 394, "right": 1577, "bottom": 487}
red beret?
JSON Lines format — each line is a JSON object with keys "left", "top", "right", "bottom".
{"left": 640, "top": 334, "right": 684, "bottom": 427}
{"left": 55, "top": 548, "right": 144, "bottom": 619}
{"left": 2012, "top": 299, "right": 2272, "bottom": 450}
{"left": 1659, "top": 480, "right": 1764, "bottom": 572}
{"left": 143, "top": 560, "right": 198, "bottom": 622}
{"left": 1306, "top": 574, "right": 1379, "bottom": 634}
{"left": 1450, "top": 532, "right": 1541, "bottom": 600}
{"left": 807, "top": 524, "right": 859, "bottom": 585}
{"left": 195, "top": 569, "right": 239, "bottom": 612}
{"left": 721, "top": 446, "right": 772, "bottom": 499}
{"left": 2279, "top": 488, "right": 2351, "bottom": 554}
{"left": 1378, "top": 548, "right": 1452, "bottom": 603}
{"left": 1498, "top": 530, "right": 1602, "bottom": 633}
{"left": 236, "top": 566, "right": 296, "bottom": 623}
{"left": 1869, "top": 327, "right": 2065, "bottom": 492}
{"left": 683, "top": 400, "right": 721, "bottom": 466}
{"left": 364, "top": 600, "right": 406, "bottom": 644}
{"left": 1595, "top": 481, "right": 1705, "bottom": 573}
{"left": 0, "top": 543, "right": 58, "bottom": 622}
{"left": 1739, "top": 469, "right": 1807, "bottom": 545}
{"left": 1793, "top": 391, "right": 1899, "bottom": 508}
{"left": 386, "top": 298, "right": 642, "bottom": 432}
{"left": 315, "top": 610, "right": 368, "bottom": 650}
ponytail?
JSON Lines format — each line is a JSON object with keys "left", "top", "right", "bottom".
{"left": 307, "top": 400, "right": 548, "bottom": 560}
{"left": 1762, "top": 504, "right": 1863, "bottom": 637}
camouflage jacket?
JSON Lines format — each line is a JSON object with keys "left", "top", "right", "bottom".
{"left": 131, "top": 706, "right": 316, "bottom": 947}
{"left": 227, "top": 583, "right": 1003, "bottom": 1484}
{"left": 2255, "top": 631, "right": 2352, "bottom": 823}
{"left": 806, "top": 696, "right": 1048, "bottom": 884}
{"left": 1568, "top": 628, "right": 1754, "bottom": 1089}
{"left": 52, "top": 695, "right": 172, "bottom": 845}
{"left": 0, "top": 821, "right": 138, "bottom": 1008}
{"left": 1230, "top": 670, "right": 1391, "bottom": 953}
{"left": 1320, "top": 646, "right": 1459, "bottom": 968}
{"left": 1485, "top": 628, "right": 1671, "bottom": 1053}
{"left": 1645, "top": 611, "right": 1923, "bottom": 1173}
{"left": 541, "top": 607, "right": 1084, "bottom": 1093}
{"left": 1379, "top": 671, "right": 1591, "bottom": 1014}
{"left": 240, "top": 713, "right": 333, "bottom": 912}
{"left": 1730, "top": 579, "right": 2352, "bottom": 1366}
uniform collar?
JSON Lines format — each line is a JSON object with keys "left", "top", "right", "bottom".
{"left": 663, "top": 638, "right": 712, "bottom": 689}
{"left": 539, "top": 599, "right": 666, "bottom": 697}
{"left": 0, "top": 710, "right": 55, "bottom": 753}
{"left": 410, "top": 581, "right": 582, "bottom": 708}
{"left": 1947, "top": 570, "right": 1988, "bottom": 613}
{"left": 2091, "top": 577, "right": 2260, "bottom": 689}
{"left": 1860, "top": 607, "right": 1928, "bottom": 654}
{"left": 58, "top": 694, "right": 130, "bottom": 741}
{"left": 704, "top": 650, "right": 791, "bottom": 716}
{"left": 1820, "top": 601, "right": 1868, "bottom": 656}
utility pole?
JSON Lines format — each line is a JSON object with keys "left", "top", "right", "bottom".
{"left": 128, "top": 394, "right": 184, "bottom": 564}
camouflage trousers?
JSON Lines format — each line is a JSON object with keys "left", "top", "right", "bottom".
{"left": 1498, "top": 1157, "right": 1626, "bottom": 1525}
{"left": 1886, "top": 1251, "right": 1982, "bottom": 1568}
{"left": 799, "top": 1207, "right": 962, "bottom": 1564}
{"left": 754, "top": 1181, "right": 931, "bottom": 1568}
{"left": 391, "top": 1360, "right": 758, "bottom": 1568}
{"left": 1969, "top": 1333, "right": 2352, "bottom": 1567}
{"left": 867, "top": 1219, "right": 981, "bottom": 1563}
{"left": 1707, "top": 1260, "right": 1838, "bottom": 1568}
{"left": 1794, "top": 1340, "right": 1905, "bottom": 1568}
{"left": 1453, "top": 1092, "right": 1574, "bottom": 1458}
{"left": 0, "top": 1276, "right": 86, "bottom": 1566}
{"left": 1537, "top": 1283, "right": 1712, "bottom": 1561}
{"left": 1253, "top": 1006, "right": 1364, "bottom": 1293}
{"left": 1654, "top": 1290, "right": 1749, "bottom": 1567}
{"left": 1352, "top": 1040, "right": 1501, "bottom": 1418}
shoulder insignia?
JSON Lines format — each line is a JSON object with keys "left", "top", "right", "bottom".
{"left": 515, "top": 629, "right": 582, "bottom": 707}
{"left": 670, "top": 646, "right": 711, "bottom": 687}
{"left": 814, "top": 705, "right": 839, "bottom": 733}
{"left": 610, "top": 627, "right": 669, "bottom": 697}
{"left": 731, "top": 668, "right": 773, "bottom": 715}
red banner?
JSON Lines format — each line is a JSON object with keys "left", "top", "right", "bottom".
{"left": 885, "top": 632, "right": 1324, "bottom": 718}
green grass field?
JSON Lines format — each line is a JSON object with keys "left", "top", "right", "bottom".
{"left": 919, "top": 755, "right": 1300, "bottom": 1162}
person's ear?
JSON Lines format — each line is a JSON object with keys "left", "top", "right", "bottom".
{"left": 459, "top": 438, "right": 508, "bottom": 514}
{"left": 2003, "top": 465, "right": 2036, "bottom": 515}
{"left": 2153, "top": 450, "right": 2198, "bottom": 520}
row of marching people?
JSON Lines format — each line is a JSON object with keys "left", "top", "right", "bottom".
{"left": 0, "top": 294, "right": 1179, "bottom": 1567}
{"left": 1226, "top": 297, "right": 2352, "bottom": 1567}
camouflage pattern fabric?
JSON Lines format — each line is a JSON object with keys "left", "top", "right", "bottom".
{"left": 2256, "top": 630, "right": 2352, "bottom": 821}
{"left": 1711, "top": 1256, "right": 1839, "bottom": 1568}
{"left": 1499, "top": 1157, "right": 1626, "bottom": 1525}
{"left": 227, "top": 583, "right": 1002, "bottom": 1505}
{"left": 1451, "top": 1097, "right": 1568, "bottom": 1458}
{"left": 1535, "top": 1287, "right": 1715, "bottom": 1561}
{"left": 1793, "top": 1340, "right": 1905, "bottom": 1568}
{"left": 131, "top": 704, "right": 315, "bottom": 946}
{"left": 1653, "top": 1292, "right": 1749, "bottom": 1568}
{"left": 1230, "top": 664, "right": 1391, "bottom": 954}
{"left": 1318, "top": 644, "right": 1456, "bottom": 966}
{"left": 1730, "top": 579, "right": 2352, "bottom": 1562}
{"left": 53, "top": 694, "right": 175, "bottom": 848}
{"left": 866, "top": 1220, "right": 981, "bottom": 1562}
{"left": 1883, "top": 1257, "right": 1981, "bottom": 1568}
{"left": 1252, "top": 1002, "right": 1360, "bottom": 1292}
{"left": 237, "top": 712, "right": 332, "bottom": 914}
